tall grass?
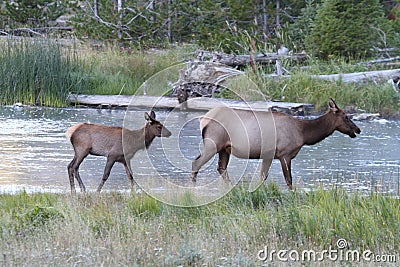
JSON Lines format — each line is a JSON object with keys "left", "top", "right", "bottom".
{"left": 0, "top": 38, "right": 89, "bottom": 107}
{"left": 0, "top": 185, "right": 398, "bottom": 266}
{"left": 75, "top": 46, "right": 193, "bottom": 96}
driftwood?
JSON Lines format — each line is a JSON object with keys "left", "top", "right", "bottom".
{"left": 195, "top": 50, "right": 308, "bottom": 67}
{"left": 267, "top": 68, "right": 400, "bottom": 86}
{"left": 358, "top": 56, "right": 400, "bottom": 66}
{"left": 68, "top": 94, "right": 314, "bottom": 115}
{"left": 170, "top": 61, "right": 243, "bottom": 108}
{"left": 310, "top": 69, "right": 400, "bottom": 84}
{"left": 352, "top": 113, "right": 381, "bottom": 121}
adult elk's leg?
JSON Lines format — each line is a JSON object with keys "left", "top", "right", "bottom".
{"left": 248, "top": 158, "right": 273, "bottom": 192}
{"left": 97, "top": 156, "right": 116, "bottom": 192}
{"left": 279, "top": 157, "right": 293, "bottom": 190}
{"left": 217, "top": 150, "right": 231, "bottom": 184}
{"left": 261, "top": 158, "right": 273, "bottom": 181}
{"left": 191, "top": 139, "right": 218, "bottom": 183}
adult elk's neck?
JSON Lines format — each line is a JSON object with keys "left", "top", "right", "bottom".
{"left": 301, "top": 112, "right": 336, "bottom": 146}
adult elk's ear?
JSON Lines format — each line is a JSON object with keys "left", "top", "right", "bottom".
{"left": 329, "top": 98, "right": 339, "bottom": 113}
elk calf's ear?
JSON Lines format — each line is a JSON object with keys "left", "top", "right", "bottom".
{"left": 149, "top": 110, "right": 156, "bottom": 120}
{"left": 328, "top": 98, "right": 339, "bottom": 113}
{"left": 144, "top": 112, "right": 152, "bottom": 122}
{"left": 144, "top": 111, "right": 157, "bottom": 124}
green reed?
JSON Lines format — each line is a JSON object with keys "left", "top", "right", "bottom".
{"left": 0, "top": 38, "right": 88, "bottom": 107}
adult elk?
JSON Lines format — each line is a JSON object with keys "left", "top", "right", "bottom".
{"left": 66, "top": 111, "right": 171, "bottom": 193}
{"left": 191, "top": 99, "right": 360, "bottom": 190}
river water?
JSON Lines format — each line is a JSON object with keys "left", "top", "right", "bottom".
{"left": 0, "top": 105, "right": 399, "bottom": 195}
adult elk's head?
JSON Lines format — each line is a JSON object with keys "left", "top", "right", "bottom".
{"left": 145, "top": 111, "right": 172, "bottom": 138}
{"left": 329, "top": 98, "right": 361, "bottom": 138}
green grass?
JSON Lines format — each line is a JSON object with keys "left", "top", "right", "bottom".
{"left": 0, "top": 184, "right": 398, "bottom": 266}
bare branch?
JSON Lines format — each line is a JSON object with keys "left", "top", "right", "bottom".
{"left": 83, "top": 0, "right": 118, "bottom": 28}
{"left": 125, "top": 0, "right": 156, "bottom": 26}
{"left": 93, "top": 0, "right": 98, "bottom": 17}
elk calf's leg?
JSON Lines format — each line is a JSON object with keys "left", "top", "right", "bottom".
{"left": 68, "top": 151, "right": 89, "bottom": 193}
{"left": 74, "top": 167, "right": 86, "bottom": 192}
{"left": 67, "top": 158, "right": 77, "bottom": 193}
{"left": 122, "top": 160, "right": 136, "bottom": 190}
{"left": 97, "top": 157, "right": 116, "bottom": 192}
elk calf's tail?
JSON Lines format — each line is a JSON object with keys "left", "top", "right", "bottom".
{"left": 66, "top": 123, "right": 84, "bottom": 140}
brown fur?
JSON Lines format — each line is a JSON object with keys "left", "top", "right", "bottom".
{"left": 67, "top": 111, "right": 171, "bottom": 193}
{"left": 191, "top": 99, "right": 361, "bottom": 189}
{"left": 65, "top": 124, "right": 82, "bottom": 140}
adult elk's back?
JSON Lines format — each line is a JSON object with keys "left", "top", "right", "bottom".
{"left": 66, "top": 111, "right": 171, "bottom": 193}
{"left": 191, "top": 99, "right": 361, "bottom": 189}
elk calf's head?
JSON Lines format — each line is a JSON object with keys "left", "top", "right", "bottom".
{"left": 145, "top": 111, "right": 172, "bottom": 138}
{"left": 329, "top": 98, "right": 361, "bottom": 138}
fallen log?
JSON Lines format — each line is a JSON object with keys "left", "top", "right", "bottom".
{"left": 196, "top": 50, "right": 308, "bottom": 67}
{"left": 358, "top": 56, "right": 400, "bottom": 65}
{"left": 68, "top": 94, "right": 314, "bottom": 115}
{"left": 310, "top": 68, "right": 400, "bottom": 83}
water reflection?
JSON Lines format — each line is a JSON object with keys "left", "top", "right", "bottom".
{"left": 0, "top": 105, "right": 399, "bottom": 195}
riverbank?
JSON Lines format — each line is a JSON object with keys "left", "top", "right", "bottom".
{"left": 0, "top": 185, "right": 398, "bottom": 266}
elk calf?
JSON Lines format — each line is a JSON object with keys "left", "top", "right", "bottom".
{"left": 192, "top": 99, "right": 361, "bottom": 190}
{"left": 66, "top": 111, "right": 171, "bottom": 193}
